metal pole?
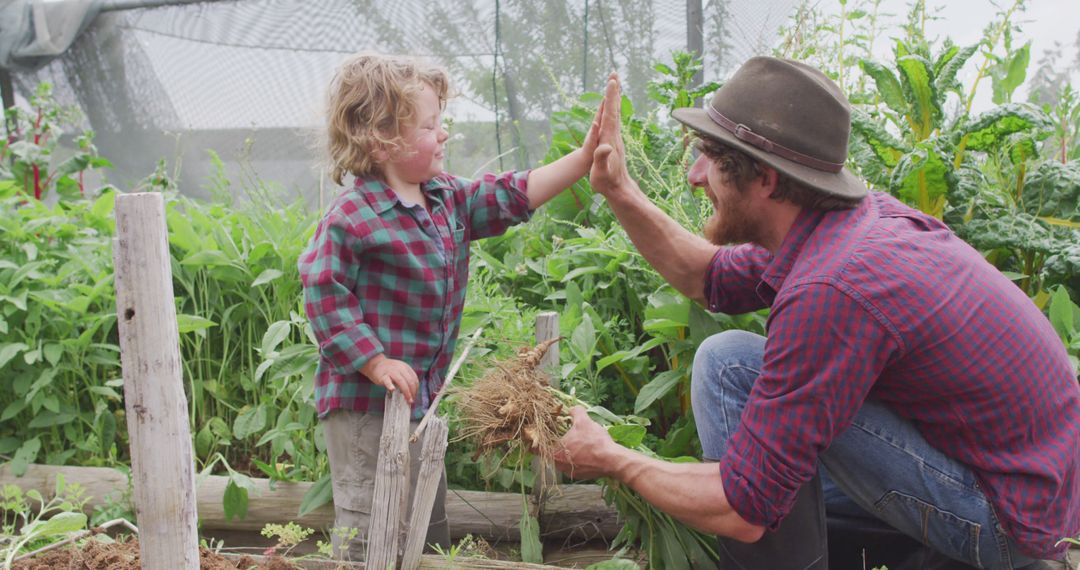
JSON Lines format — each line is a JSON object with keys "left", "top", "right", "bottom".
{"left": 687, "top": 0, "right": 704, "bottom": 105}
{"left": 100, "top": 0, "right": 224, "bottom": 12}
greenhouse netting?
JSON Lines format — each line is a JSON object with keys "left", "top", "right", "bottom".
{"left": 1, "top": 0, "right": 798, "bottom": 205}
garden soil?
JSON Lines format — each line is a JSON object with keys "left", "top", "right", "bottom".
{"left": 11, "top": 538, "right": 296, "bottom": 570}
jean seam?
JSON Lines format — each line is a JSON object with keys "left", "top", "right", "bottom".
{"left": 986, "top": 500, "right": 1014, "bottom": 569}
{"left": 873, "top": 490, "right": 983, "bottom": 566}
{"left": 718, "top": 363, "right": 759, "bottom": 428}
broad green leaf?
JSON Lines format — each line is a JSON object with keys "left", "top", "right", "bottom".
{"left": 97, "top": 410, "right": 117, "bottom": 455}
{"left": 234, "top": 406, "right": 268, "bottom": 439}
{"left": 28, "top": 411, "right": 75, "bottom": 429}
{"left": 850, "top": 110, "right": 907, "bottom": 168}
{"left": 896, "top": 53, "right": 940, "bottom": 139}
{"left": 0, "top": 342, "right": 28, "bottom": 369}
{"left": 295, "top": 472, "right": 332, "bottom": 516}
{"left": 992, "top": 42, "right": 1030, "bottom": 104}
{"left": 9, "top": 437, "right": 41, "bottom": 476}
{"left": 569, "top": 316, "right": 597, "bottom": 362}
{"left": 607, "top": 424, "right": 646, "bottom": 448}
{"left": 252, "top": 269, "right": 283, "bottom": 287}
{"left": 0, "top": 437, "right": 19, "bottom": 455}
{"left": 222, "top": 479, "right": 249, "bottom": 521}
{"left": 26, "top": 511, "right": 87, "bottom": 538}
{"left": 858, "top": 59, "right": 907, "bottom": 116}
{"left": 176, "top": 313, "right": 217, "bottom": 334}
{"left": 1022, "top": 161, "right": 1079, "bottom": 221}
{"left": 43, "top": 343, "right": 63, "bottom": 366}
{"left": 519, "top": 502, "right": 543, "bottom": 564}
{"left": 934, "top": 44, "right": 979, "bottom": 95}
{"left": 634, "top": 370, "right": 682, "bottom": 415}
{"left": 261, "top": 321, "right": 292, "bottom": 355}
{"left": 890, "top": 143, "right": 951, "bottom": 212}
{"left": 1, "top": 399, "right": 27, "bottom": 422}
{"left": 1049, "top": 286, "right": 1077, "bottom": 340}
{"left": 961, "top": 103, "right": 1052, "bottom": 152}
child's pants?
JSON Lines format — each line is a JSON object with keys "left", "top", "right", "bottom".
{"left": 322, "top": 409, "right": 451, "bottom": 562}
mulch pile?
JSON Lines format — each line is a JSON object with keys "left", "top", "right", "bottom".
{"left": 11, "top": 539, "right": 297, "bottom": 570}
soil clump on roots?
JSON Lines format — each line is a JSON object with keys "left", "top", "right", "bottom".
{"left": 452, "top": 338, "right": 570, "bottom": 477}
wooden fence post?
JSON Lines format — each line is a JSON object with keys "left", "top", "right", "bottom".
{"left": 367, "top": 391, "right": 412, "bottom": 570}
{"left": 400, "top": 416, "right": 449, "bottom": 570}
{"left": 112, "top": 193, "right": 199, "bottom": 569}
{"left": 531, "top": 312, "right": 561, "bottom": 560}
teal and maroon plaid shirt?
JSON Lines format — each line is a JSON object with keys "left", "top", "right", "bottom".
{"left": 299, "top": 170, "right": 531, "bottom": 420}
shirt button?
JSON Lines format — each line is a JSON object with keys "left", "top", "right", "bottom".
{"left": 422, "top": 219, "right": 431, "bottom": 227}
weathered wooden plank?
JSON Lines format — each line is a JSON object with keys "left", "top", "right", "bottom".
{"left": 0, "top": 465, "right": 622, "bottom": 541}
{"left": 400, "top": 417, "right": 449, "bottom": 570}
{"left": 367, "top": 391, "right": 411, "bottom": 570}
{"left": 220, "top": 552, "right": 579, "bottom": 569}
{"left": 112, "top": 193, "right": 199, "bottom": 570}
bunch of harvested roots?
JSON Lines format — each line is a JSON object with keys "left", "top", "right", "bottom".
{"left": 450, "top": 338, "right": 570, "bottom": 470}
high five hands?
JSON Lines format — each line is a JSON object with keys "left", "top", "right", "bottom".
{"left": 589, "top": 73, "right": 636, "bottom": 199}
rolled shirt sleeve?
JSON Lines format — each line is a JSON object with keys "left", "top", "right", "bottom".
{"left": 298, "top": 212, "right": 384, "bottom": 375}
{"left": 458, "top": 170, "right": 532, "bottom": 240}
{"left": 719, "top": 282, "right": 899, "bottom": 529}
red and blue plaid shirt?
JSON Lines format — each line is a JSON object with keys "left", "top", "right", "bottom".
{"left": 299, "top": 171, "right": 531, "bottom": 420}
{"left": 706, "top": 191, "right": 1080, "bottom": 558}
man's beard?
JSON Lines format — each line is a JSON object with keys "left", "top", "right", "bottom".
{"left": 703, "top": 186, "right": 764, "bottom": 246}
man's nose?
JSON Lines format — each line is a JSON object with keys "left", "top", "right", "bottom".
{"left": 687, "top": 154, "right": 709, "bottom": 187}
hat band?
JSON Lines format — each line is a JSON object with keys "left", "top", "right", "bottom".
{"left": 705, "top": 106, "right": 845, "bottom": 173}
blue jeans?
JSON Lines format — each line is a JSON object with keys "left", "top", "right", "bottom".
{"left": 690, "top": 330, "right": 1037, "bottom": 570}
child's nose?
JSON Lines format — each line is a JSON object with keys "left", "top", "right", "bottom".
{"left": 437, "top": 126, "right": 450, "bottom": 143}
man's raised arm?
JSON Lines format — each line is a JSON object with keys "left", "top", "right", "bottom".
{"left": 588, "top": 75, "right": 719, "bottom": 304}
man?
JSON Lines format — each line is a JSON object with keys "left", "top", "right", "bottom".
{"left": 555, "top": 57, "right": 1080, "bottom": 569}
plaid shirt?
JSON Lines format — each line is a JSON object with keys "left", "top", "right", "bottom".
{"left": 706, "top": 191, "right": 1080, "bottom": 558}
{"left": 299, "top": 171, "right": 531, "bottom": 420}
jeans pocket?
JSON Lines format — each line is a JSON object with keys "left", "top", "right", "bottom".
{"left": 874, "top": 490, "right": 982, "bottom": 568}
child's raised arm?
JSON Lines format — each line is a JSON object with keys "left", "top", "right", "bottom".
{"left": 524, "top": 96, "right": 605, "bottom": 209}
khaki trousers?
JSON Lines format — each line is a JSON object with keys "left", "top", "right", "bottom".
{"left": 321, "top": 410, "right": 450, "bottom": 562}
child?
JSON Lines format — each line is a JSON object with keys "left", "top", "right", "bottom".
{"left": 298, "top": 53, "right": 601, "bottom": 559}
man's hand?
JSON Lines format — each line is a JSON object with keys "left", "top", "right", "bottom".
{"left": 553, "top": 406, "right": 617, "bottom": 480}
{"left": 590, "top": 73, "right": 637, "bottom": 199}
{"left": 361, "top": 355, "right": 418, "bottom": 404}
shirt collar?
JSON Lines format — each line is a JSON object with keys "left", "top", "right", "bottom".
{"left": 355, "top": 174, "right": 454, "bottom": 215}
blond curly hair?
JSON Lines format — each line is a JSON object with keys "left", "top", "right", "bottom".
{"left": 326, "top": 53, "right": 450, "bottom": 184}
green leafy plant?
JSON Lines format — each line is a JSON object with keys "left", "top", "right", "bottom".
{"left": 260, "top": 521, "right": 314, "bottom": 558}
{"left": 0, "top": 475, "right": 88, "bottom": 568}
{"left": 0, "top": 83, "right": 111, "bottom": 202}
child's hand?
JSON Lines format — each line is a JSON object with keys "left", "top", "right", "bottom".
{"left": 361, "top": 355, "right": 418, "bottom": 404}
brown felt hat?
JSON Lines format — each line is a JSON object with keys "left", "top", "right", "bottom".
{"left": 672, "top": 56, "right": 867, "bottom": 200}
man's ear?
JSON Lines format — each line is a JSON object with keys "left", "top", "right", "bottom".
{"left": 757, "top": 165, "right": 780, "bottom": 200}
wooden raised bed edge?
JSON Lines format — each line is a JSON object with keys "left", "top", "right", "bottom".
{"left": 219, "top": 552, "right": 580, "bottom": 569}
{"left": 0, "top": 464, "right": 621, "bottom": 543}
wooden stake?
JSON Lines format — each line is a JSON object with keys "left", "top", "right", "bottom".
{"left": 411, "top": 326, "right": 483, "bottom": 443}
{"left": 400, "top": 417, "right": 449, "bottom": 570}
{"left": 530, "top": 312, "right": 561, "bottom": 562}
{"left": 112, "top": 193, "right": 199, "bottom": 570}
{"left": 366, "top": 390, "right": 411, "bottom": 570}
